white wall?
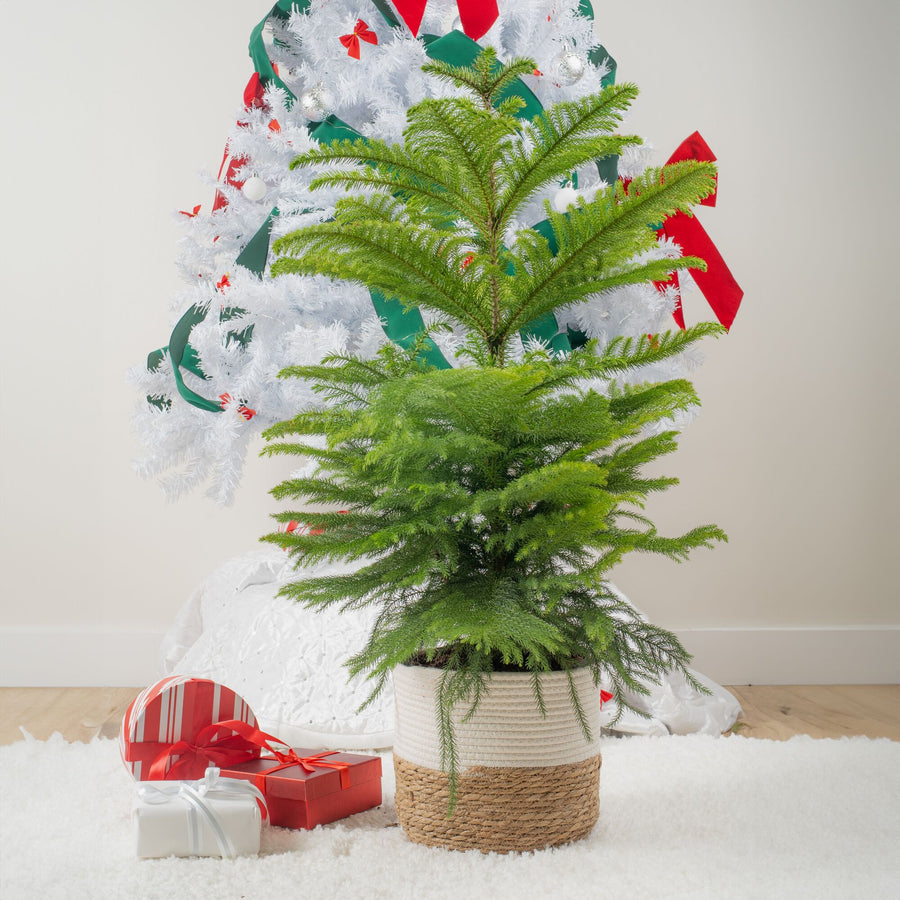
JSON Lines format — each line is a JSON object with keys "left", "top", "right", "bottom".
{"left": 597, "top": 0, "right": 900, "bottom": 671}
{"left": 0, "top": 0, "right": 897, "bottom": 686}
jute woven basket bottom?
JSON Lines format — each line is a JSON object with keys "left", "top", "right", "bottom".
{"left": 393, "top": 753, "right": 602, "bottom": 853}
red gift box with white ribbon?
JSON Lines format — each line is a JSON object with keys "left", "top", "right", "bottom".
{"left": 119, "top": 676, "right": 262, "bottom": 781}
{"left": 219, "top": 748, "right": 383, "bottom": 830}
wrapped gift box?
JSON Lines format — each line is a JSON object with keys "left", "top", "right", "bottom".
{"left": 220, "top": 749, "right": 382, "bottom": 829}
{"left": 120, "top": 676, "right": 261, "bottom": 780}
{"left": 133, "top": 767, "right": 266, "bottom": 858}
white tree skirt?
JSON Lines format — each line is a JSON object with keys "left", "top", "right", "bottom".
{"left": 160, "top": 549, "right": 741, "bottom": 747}
{"left": 2, "top": 732, "right": 898, "bottom": 899}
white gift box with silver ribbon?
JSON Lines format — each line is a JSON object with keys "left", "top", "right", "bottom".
{"left": 133, "top": 767, "right": 267, "bottom": 859}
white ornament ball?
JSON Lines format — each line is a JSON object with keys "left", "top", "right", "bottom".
{"left": 552, "top": 186, "right": 579, "bottom": 212}
{"left": 299, "top": 83, "right": 335, "bottom": 121}
{"left": 241, "top": 176, "right": 268, "bottom": 202}
{"left": 553, "top": 49, "right": 587, "bottom": 86}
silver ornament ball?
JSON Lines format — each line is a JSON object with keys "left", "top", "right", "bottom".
{"left": 554, "top": 49, "right": 586, "bottom": 86}
{"left": 299, "top": 83, "right": 335, "bottom": 121}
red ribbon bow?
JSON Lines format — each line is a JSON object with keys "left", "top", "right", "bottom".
{"left": 257, "top": 749, "right": 352, "bottom": 790}
{"left": 654, "top": 132, "right": 743, "bottom": 331}
{"left": 219, "top": 393, "right": 256, "bottom": 421}
{"left": 340, "top": 19, "right": 378, "bottom": 59}
{"left": 392, "top": 0, "right": 499, "bottom": 41}
{"left": 141, "top": 719, "right": 276, "bottom": 781}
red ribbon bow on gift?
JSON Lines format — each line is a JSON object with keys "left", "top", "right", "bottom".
{"left": 141, "top": 719, "right": 276, "bottom": 780}
{"left": 393, "top": 0, "right": 499, "bottom": 40}
{"left": 258, "top": 748, "right": 352, "bottom": 790}
{"left": 340, "top": 19, "right": 378, "bottom": 59}
{"left": 653, "top": 132, "right": 743, "bottom": 331}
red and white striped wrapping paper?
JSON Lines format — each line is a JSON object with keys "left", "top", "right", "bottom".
{"left": 119, "top": 676, "right": 259, "bottom": 781}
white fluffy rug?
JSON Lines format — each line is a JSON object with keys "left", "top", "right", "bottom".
{"left": 1, "top": 733, "right": 898, "bottom": 900}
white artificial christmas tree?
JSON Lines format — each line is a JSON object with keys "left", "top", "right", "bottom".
{"left": 131, "top": 0, "right": 739, "bottom": 504}
{"left": 139, "top": 0, "right": 743, "bottom": 740}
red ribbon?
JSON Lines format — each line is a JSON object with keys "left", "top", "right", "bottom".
{"left": 142, "top": 719, "right": 278, "bottom": 780}
{"left": 253, "top": 749, "right": 352, "bottom": 792}
{"left": 392, "top": 0, "right": 499, "bottom": 40}
{"left": 600, "top": 690, "right": 614, "bottom": 705}
{"left": 340, "top": 19, "right": 378, "bottom": 59}
{"left": 654, "top": 132, "right": 743, "bottom": 331}
{"left": 243, "top": 71, "right": 267, "bottom": 110}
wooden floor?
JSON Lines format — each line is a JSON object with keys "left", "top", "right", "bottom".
{"left": 725, "top": 685, "right": 899, "bottom": 741}
{"left": 0, "top": 685, "right": 898, "bottom": 746}
{"left": 0, "top": 688, "right": 140, "bottom": 745}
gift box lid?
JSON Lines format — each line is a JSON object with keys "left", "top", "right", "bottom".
{"left": 120, "top": 677, "right": 260, "bottom": 781}
{"left": 223, "top": 749, "right": 382, "bottom": 802}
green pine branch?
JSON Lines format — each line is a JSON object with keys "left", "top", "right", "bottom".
{"left": 502, "top": 163, "right": 717, "bottom": 336}
{"left": 495, "top": 82, "right": 642, "bottom": 229}
{"left": 278, "top": 47, "right": 719, "bottom": 364}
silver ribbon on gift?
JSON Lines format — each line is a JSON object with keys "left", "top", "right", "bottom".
{"left": 136, "top": 766, "right": 268, "bottom": 858}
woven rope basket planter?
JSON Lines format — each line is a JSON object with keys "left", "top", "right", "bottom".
{"left": 392, "top": 664, "right": 603, "bottom": 853}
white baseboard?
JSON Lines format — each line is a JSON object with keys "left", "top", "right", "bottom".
{"left": 0, "top": 628, "right": 167, "bottom": 687}
{"left": 676, "top": 627, "right": 900, "bottom": 685}
{"left": 1, "top": 626, "right": 898, "bottom": 687}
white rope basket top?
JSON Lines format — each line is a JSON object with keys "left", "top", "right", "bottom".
{"left": 392, "top": 665, "right": 603, "bottom": 771}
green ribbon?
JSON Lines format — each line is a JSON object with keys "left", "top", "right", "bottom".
{"left": 150, "top": 1, "right": 618, "bottom": 410}
{"left": 368, "top": 0, "right": 403, "bottom": 28}
{"left": 147, "top": 305, "right": 223, "bottom": 413}
{"left": 235, "top": 206, "right": 279, "bottom": 275}
{"left": 248, "top": 1, "right": 299, "bottom": 103}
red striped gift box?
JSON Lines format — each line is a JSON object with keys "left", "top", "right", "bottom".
{"left": 120, "top": 676, "right": 260, "bottom": 781}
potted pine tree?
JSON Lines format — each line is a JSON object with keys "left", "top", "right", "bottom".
{"left": 262, "top": 50, "right": 726, "bottom": 852}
